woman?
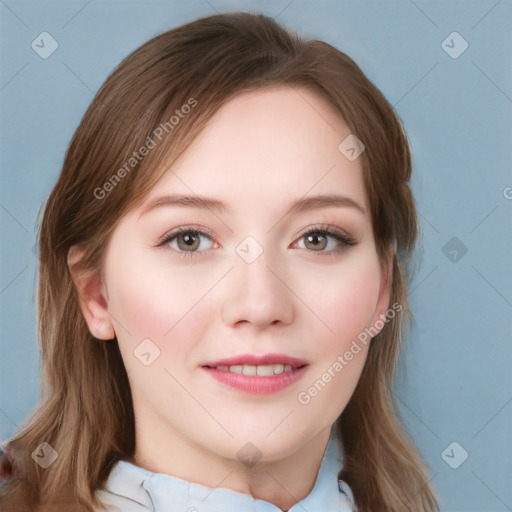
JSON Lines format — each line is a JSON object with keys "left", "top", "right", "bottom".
{"left": 0, "top": 11, "right": 439, "bottom": 512}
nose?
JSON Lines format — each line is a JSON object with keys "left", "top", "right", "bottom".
{"left": 221, "top": 245, "right": 295, "bottom": 330}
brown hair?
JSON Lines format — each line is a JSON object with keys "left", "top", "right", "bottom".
{"left": 0, "top": 11, "right": 438, "bottom": 512}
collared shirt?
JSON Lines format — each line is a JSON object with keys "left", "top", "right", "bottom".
{"left": 95, "top": 433, "right": 356, "bottom": 511}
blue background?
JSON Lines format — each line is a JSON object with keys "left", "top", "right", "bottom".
{"left": 1, "top": 1, "right": 511, "bottom": 510}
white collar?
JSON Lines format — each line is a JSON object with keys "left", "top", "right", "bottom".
{"left": 100, "top": 432, "right": 355, "bottom": 511}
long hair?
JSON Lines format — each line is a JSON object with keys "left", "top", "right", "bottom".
{"left": 0, "top": 12, "right": 438, "bottom": 512}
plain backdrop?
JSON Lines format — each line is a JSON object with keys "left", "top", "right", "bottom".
{"left": 1, "top": 1, "right": 511, "bottom": 510}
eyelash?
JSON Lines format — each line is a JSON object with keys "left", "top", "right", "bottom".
{"left": 155, "top": 224, "right": 357, "bottom": 260}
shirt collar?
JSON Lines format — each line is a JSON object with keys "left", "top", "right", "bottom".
{"left": 102, "top": 431, "right": 355, "bottom": 511}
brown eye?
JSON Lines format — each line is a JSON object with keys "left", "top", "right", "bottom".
{"left": 176, "top": 232, "right": 201, "bottom": 251}
{"left": 157, "top": 228, "right": 214, "bottom": 258}
{"left": 304, "top": 233, "right": 328, "bottom": 251}
{"left": 296, "top": 228, "right": 357, "bottom": 254}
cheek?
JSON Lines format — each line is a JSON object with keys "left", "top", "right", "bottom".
{"left": 299, "top": 253, "right": 382, "bottom": 354}
{"left": 107, "top": 267, "right": 171, "bottom": 341}
{"left": 294, "top": 254, "right": 381, "bottom": 418}
{"left": 103, "top": 248, "right": 218, "bottom": 364}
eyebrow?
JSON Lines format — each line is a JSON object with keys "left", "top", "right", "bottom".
{"left": 139, "top": 193, "right": 366, "bottom": 218}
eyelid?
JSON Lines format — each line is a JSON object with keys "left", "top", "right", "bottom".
{"left": 296, "top": 223, "right": 356, "bottom": 243}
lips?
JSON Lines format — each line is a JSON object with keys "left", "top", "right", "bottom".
{"left": 201, "top": 353, "right": 309, "bottom": 394}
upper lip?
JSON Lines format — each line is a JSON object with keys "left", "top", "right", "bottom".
{"left": 202, "top": 353, "right": 308, "bottom": 369}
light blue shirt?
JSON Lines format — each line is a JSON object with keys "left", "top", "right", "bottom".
{"left": 96, "top": 432, "right": 356, "bottom": 511}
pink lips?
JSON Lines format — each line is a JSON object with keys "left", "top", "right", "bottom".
{"left": 201, "top": 353, "right": 309, "bottom": 395}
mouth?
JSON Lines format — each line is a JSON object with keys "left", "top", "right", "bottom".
{"left": 204, "top": 363, "right": 298, "bottom": 376}
{"left": 201, "top": 353, "right": 309, "bottom": 394}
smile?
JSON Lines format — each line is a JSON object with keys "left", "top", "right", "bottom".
{"left": 201, "top": 353, "right": 308, "bottom": 394}
{"left": 211, "top": 363, "right": 294, "bottom": 376}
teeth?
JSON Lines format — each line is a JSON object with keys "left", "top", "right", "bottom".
{"left": 273, "top": 364, "right": 284, "bottom": 375}
{"left": 242, "top": 365, "right": 257, "bottom": 376}
{"left": 215, "top": 364, "right": 295, "bottom": 375}
{"left": 256, "top": 365, "right": 274, "bottom": 376}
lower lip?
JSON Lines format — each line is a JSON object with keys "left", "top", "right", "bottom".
{"left": 202, "top": 366, "right": 308, "bottom": 395}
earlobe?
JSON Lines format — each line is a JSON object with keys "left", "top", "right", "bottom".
{"left": 67, "top": 245, "right": 115, "bottom": 340}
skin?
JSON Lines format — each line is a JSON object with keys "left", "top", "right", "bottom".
{"left": 69, "top": 86, "right": 392, "bottom": 511}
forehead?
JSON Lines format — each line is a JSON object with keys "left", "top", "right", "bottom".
{"left": 139, "top": 86, "right": 368, "bottom": 217}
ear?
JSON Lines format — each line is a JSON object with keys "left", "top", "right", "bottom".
{"left": 368, "top": 251, "right": 394, "bottom": 337}
{"left": 67, "top": 245, "right": 115, "bottom": 340}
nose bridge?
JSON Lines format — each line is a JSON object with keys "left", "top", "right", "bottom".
{"left": 221, "top": 235, "right": 294, "bottom": 328}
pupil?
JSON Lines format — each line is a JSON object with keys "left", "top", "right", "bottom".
{"left": 183, "top": 234, "right": 195, "bottom": 246}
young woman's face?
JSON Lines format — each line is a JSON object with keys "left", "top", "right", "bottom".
{"left": 99, "top": 87, "right": 391, "bottom": 464}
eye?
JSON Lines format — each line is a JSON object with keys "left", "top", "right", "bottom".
{"left": 156, "top": 227, "right": 214, "bottom": 258}
{"left": 294, "top": 225, "right": 357, "bottom": 254}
